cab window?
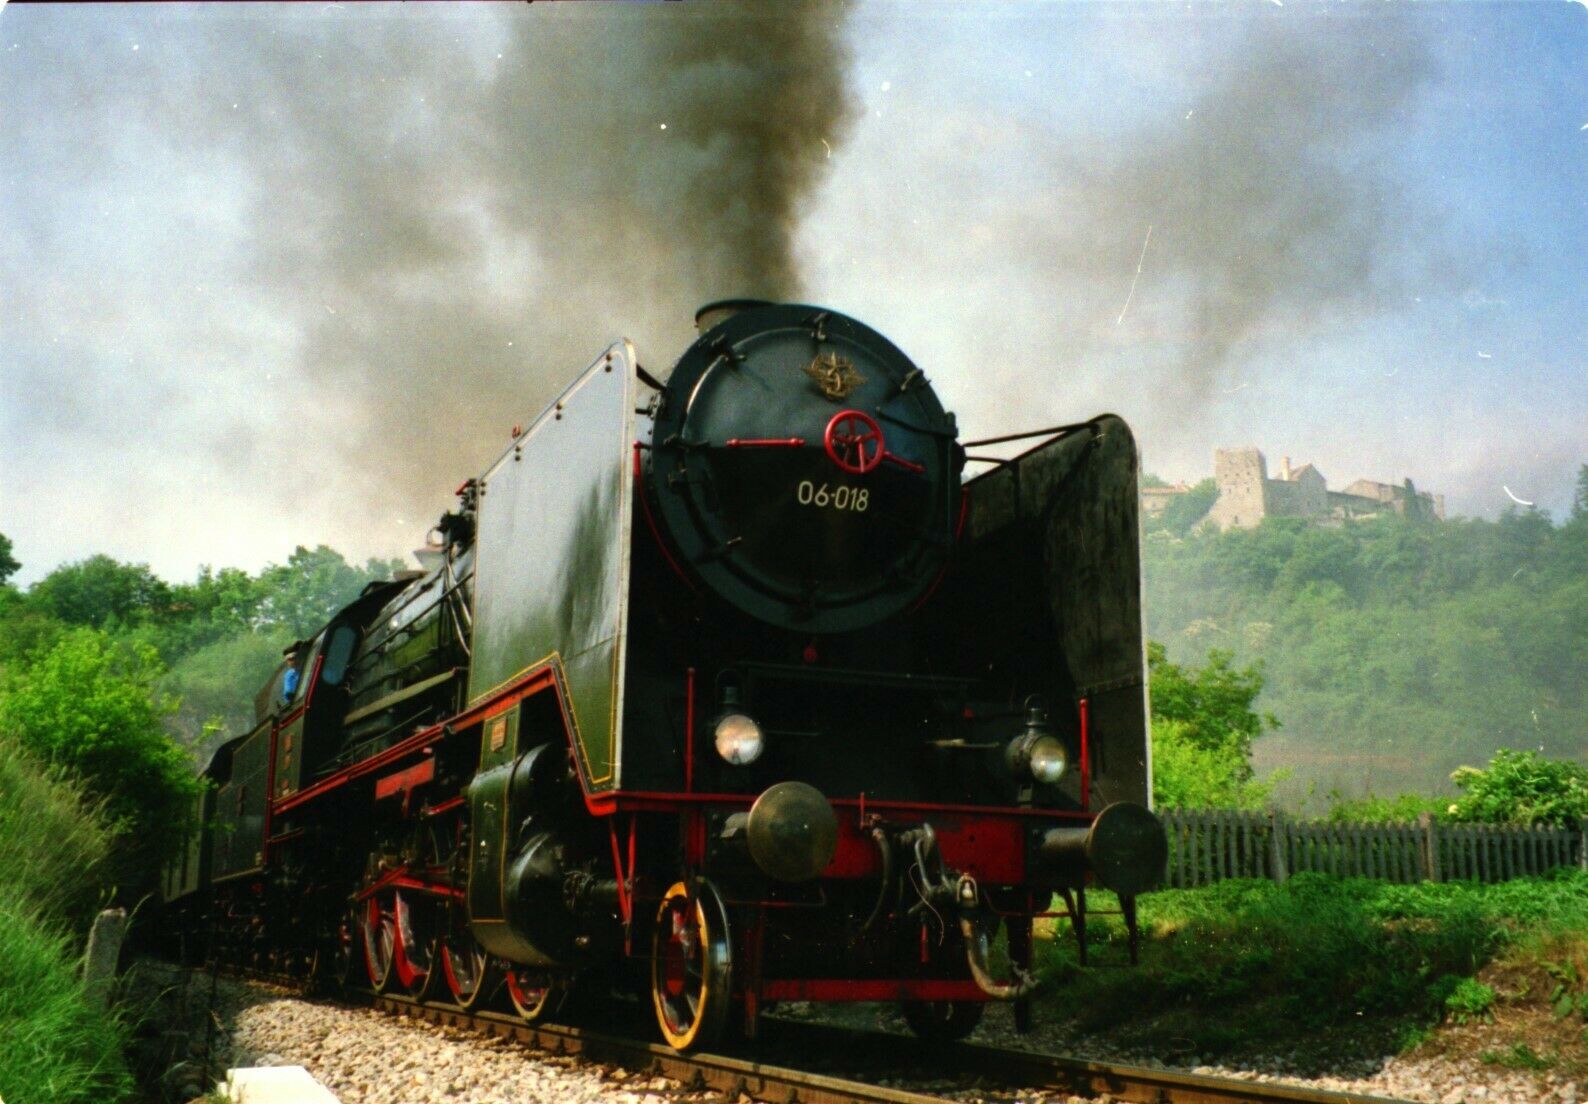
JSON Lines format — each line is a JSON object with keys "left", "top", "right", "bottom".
{"left": 321, "top": 626, "right": 358, "bottom": 686}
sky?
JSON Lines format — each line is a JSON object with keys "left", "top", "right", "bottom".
{"left": 2, "top": 1, "right": 1585, "bottom": 587}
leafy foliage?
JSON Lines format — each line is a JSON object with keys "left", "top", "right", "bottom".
{"left": 0, "top": 629, "right": 199, "bottom": 879}
{"left": 28, "top": 555, "right": 172, "bottom": 629}
{"left": 1544, "top": 960, "right": 1588, "bottom": 1023}
{"left": 1153, "top": 477, "right": 1218, "bottom": 536}
{"left": 1322, "top": 790, "right": 1445, "bottom": 823}
{"left": 1148, "top": 642, "right": 1276, "bottom": 778}
{"left": 0, "top": 531, "right": 19, "bottom": 585}
{"left": 161, "top": 629, "right": 293, "bottom": 757}
{"left": 1145, "top": 502, "right": 1588, "bottom": 797}
{"left": 256, "top": 544, "right": 405, "bottom": 639}
{"left": 1151, "top": 718, "right": 1275, "bottom": 809}
{"left": 1443, "top": 977, "right": 1496, "bottom": 1023}
{"left": 1446, "top": 749, "right": 1588, "bottom": 827}
{"left": 1039, "top": 871, "right": 1588, "bottom": 1058}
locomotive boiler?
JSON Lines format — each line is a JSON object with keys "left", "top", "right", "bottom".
{"left": 163, "top": 301, "right": 1166, "bottom": 1050}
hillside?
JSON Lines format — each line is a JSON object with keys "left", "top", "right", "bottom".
{"left": 1142, "top": 477, "right": 1588, "bottom": 802}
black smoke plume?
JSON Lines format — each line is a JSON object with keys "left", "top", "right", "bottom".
{"left": 226, "top": 3, "right": 857, "bottom": 532}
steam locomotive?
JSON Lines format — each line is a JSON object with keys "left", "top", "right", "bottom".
{"left": 162, "top": 301, "right": 1166, "bottom": 1049}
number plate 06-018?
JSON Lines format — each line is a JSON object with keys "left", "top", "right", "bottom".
{"left": 795, "top": 480, "right": 869, "bottom": 513}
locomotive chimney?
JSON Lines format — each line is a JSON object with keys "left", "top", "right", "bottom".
{"left": 694, "top": 298, "right": 774, "bottom": 333}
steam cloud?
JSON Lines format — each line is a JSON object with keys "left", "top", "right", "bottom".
{"left": 240, "top": 3, "right": 857, "bottom": 532}
{"left": 1, "top": 4, "right": 855, "bottom": 563}
{"left": 1100, "top": 20, "right": 1433, "bottom": 385}
{"left": 936, "top": 10, "right": 1443, "bottom": 421}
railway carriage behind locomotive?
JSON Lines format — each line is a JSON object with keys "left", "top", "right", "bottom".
{"left": 163, "top": 301, "right": 1166, "bottom": 1049}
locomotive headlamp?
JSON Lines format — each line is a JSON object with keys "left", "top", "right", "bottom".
{"left": 1027, "top": 735, "right": 1070, "bottom": 784}
{"left": 1005, "top": 699, "right": 1069, "bottom": 784}
{"left": 714, "top": 713, "right": 765, "bottom": 765}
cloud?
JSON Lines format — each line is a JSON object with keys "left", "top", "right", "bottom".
{"left": 0, "top": 3, "right": 855, "bottom": 577}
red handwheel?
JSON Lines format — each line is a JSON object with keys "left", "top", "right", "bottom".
{"left": 824, "top": 410, "right": 885, "bottom": 475}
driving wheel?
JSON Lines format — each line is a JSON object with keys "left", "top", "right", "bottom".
{"left": 650, "top": 879, "right": 733, "bottom": 1051}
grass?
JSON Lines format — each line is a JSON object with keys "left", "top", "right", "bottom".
{"left": 1480, "top": 1042, "right": 1554, "bottom": 1070}
{"left": 1443, "top": 978, "right": 1496, "bottom": 1024}
{"left": 0, "top": 899, "right": 135, "bottom": 1104}
{"left": 0, "top": 731, "right": 115, "bottom": 925}
{"left": 0, "top": 732, "right": 134, "bottom": 1103}
{"left": 1033, "top": 869, "right": 1588, "bottom": 1061}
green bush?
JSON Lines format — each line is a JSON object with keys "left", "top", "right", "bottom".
{"left": 1323, "top": 791, "right": 1446, "bottom": 823}
{"left": 0, "top": 899, "right": 133, "bottom": 1104}
{"left": 0, "top": 628, "right": 199, "bottom": 884}
{"left": 1446, "top": 749, "right": 1588, "bottom": 827}
{"left": 1151, "top": 718, "right": 1276, "bottom": 809}
{"left": 1443, "top": 977, "right": 1496, "bottom": 1023}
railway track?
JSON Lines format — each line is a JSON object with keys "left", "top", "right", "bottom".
{"left": 372, "top": 993, "right": 1418, "bottom": 1104}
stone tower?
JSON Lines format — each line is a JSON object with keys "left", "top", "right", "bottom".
{"left": 1210, "top": 447, "right": 1268, "bottom": 530}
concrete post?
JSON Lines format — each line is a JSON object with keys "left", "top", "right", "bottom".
{"left": 1579, "top": 817, "right": 1588, "bottom": 873}
{"left": 1420, "top": 812, "right": 1442, "bottom": 883}
{"left": 1267, "top": 809, "right": 1288, "bottom": 885}
{"left": 82, "top": 907, "right": 127, "bottom": 1009}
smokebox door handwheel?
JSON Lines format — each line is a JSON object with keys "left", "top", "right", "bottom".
{"left": 824, "top": 409, "right": 884, "bottom": 475}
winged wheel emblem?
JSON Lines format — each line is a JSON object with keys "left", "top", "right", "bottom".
{"left": 803, "top": 352, "right": 865, "bottom": 402}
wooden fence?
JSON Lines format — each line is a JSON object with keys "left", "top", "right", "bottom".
{"left": 1158, "top": 809, "right": 1588, "bottom": 889}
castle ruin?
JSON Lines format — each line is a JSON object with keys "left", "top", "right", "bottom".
{"left": 1207, "top": 448, "right": 1444, "bottom": 530}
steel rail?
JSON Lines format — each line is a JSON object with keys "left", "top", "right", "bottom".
{"left": 373, "top": 995, "right": 1417, "bottom": 1104}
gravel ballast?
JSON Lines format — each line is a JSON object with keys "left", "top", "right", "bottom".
{"left": 130, "top": 964, "right": 1578, "bottom": 1104}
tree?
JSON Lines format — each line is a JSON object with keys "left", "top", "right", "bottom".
{"left": 1151, "top": 718, "right": 1276, "bottom": 809}
{"left": 256, "top": 545, "right": 403, "bottom": 638}
{"left": 1573, "top": 463, "right": 1588, "bottom": 523}
{"left": 28, "top": 555, "right": 171, "bottom": 629}
{"left": 1148, "top": 643, "right": 1276, "bottom": 781}
{"left": 0, "top": 628, "right": 199, "bottom": 882}
{"left": 1156, "top": 478, "right": 1218, "bottom": 536}
{"left": 161, "top": 629, "right": 292, "bottom": 756}
{"left": 0, "top": 532, "right": 19, "bottom": 586}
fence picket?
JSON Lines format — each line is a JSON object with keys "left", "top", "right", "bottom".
{"left": 1218, "top": 812, "right": 1230, "bottom": 882}
{"left": 1203, "top": 810, "right": 1213, "bottom": 886}
{"left": 1155, "top": 810, "right": 1588, "bottom": 889}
